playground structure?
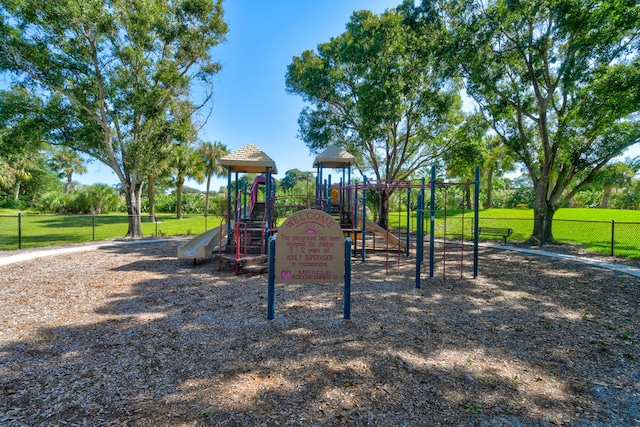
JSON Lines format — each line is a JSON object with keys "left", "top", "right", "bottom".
{"left": 178, "top": 144, "right": 481, "bottom": 281}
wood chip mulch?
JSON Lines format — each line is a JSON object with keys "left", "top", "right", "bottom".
{"left": 0, "top": 239, "right": 638, "bottom": 427}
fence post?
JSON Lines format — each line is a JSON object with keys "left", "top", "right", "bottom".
{"left": 18, "top": 213, "right": 22, "bottom": 250}
{"left": 611, "top": 220, "right": 615, "bottom": 257}
{"left": 92, "top": 215, "right": 96, "bottom": 241}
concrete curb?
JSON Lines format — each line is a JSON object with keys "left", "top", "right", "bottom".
{"left": 485, "top": 243, "right": 640, "bottom": 278}
{"left": 0, "top": 239, "right": 180, "bottom": 267}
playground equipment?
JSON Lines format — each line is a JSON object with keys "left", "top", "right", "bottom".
{"left": 315, "top": 156, "right": 480, "bottom": 284}
{"left": 178, "top": 143, "right": 480, "bottom": 282}
{"left": 177, "top": 222, "right": 229, "bottom": 261}
{"left": 216, "top": 144, "right": 278, "bottom": 275}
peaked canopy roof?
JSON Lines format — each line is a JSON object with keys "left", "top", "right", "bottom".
{"left": 313, "top": 145, "right": 357, "bottom": 169}
{"left": 219, "top": 144, "right": 278, "bottom": 174}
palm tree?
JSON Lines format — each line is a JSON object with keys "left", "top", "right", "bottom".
{"left": 50, "top": 148, "right": 87, "bottom": 193}
{"left": 196, "top": 140, "right": 229, "bottom": 218}
{"left": 0, "top": 153, "right": 36, "bottom": 208}
{"left": 173, "top": 143, "right": 204, "bottom": 219}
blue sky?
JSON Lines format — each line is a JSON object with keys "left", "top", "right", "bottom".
{"left": 77, "top": 0, "right": 403, "bottom": 191}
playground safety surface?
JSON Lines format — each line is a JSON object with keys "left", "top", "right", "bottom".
{"left": 0, "top": 239, "right": 638, "bottom": 426}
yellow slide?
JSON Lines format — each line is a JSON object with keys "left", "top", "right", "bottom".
{"left": 364, "top": 218, "right": 408, "bottom": 250}
{"left": 177, "top": 224, "right": 229, "bottom": 260}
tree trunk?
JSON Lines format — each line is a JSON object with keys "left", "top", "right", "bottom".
{"left": 65, "top": 174, "right": 72, "bottom": 194}
{"left": 205, "top": 173, "right": 211, "bottom": 217}
{"left": 124, "top": 182, "right": 144, "bottom": 238}
{"left": 485, "top": 166, "right": 494, "bottom": 209}
{"left": 176, "top": 177, "right": 184, "bottom": 220}
{"left": 148, "top": 174, "right": 156, "bottom": 222}
{"left": 531, "top": 182, "right": 556, "bottom": 245}
{"left": 13, "top": 181, "right": 21, "bottom": 209}
{"left": 377, "top": 188, "right": 390, "bottom": 229}
{"left": 600, "top": 186, "right": 613, "bottom": 208}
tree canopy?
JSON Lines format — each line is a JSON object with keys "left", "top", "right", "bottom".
{"left": 286, "top": 6, "right": 464, "bottom": 227}
{"left": 0, "top": 0, "right": 227, "bottom": 236}
{"left": 410, "top": 0, "right": 640, "bottom": 243}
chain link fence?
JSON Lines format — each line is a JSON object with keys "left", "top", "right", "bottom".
{"left": 452, "top": 216, "right": 640, "bottom": 258}
{"left": 0, "top": 213, "right": 219, "bottom": 251}
{"left": 2, "top": 213, "right": 640, "bottom": 259}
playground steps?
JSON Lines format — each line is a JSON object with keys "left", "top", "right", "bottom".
{"left": 329, "top": 204, "right": 355, "bottom": 230}
{"left": 217, "top": 217, "right": 269, "bottom": 275}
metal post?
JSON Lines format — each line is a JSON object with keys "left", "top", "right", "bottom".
{"left": 327, "top": 175, "right": 332, "bottom": 214}
{"left": 267, "top": 236, "right": 276, "bottom": 320}
{"left": 92, "top": 215, "right": 96, "bottom": 241}
{"left": 226, "top": 168, "right": 232, "bottom": 238}
{"left": 234, "top": 171, "right": 239, "bottom": 222}
{"left": 611, "top": 220, "right": 615, "bottom": 257}
{"left": 344, "top": 237, "right": 352, "bottom": 319}
{"left": 473, "top": 166, "right": 480, "bottom": 278}
{"left": 406, "top": 187, "right": 410, "bottom": 257}
{"left": 416, "top": 193, "right": 423, "bottom": 288}
{"left": 429, "top": 165, "right": 436, "bottom": 279}
{"left": 361, "top": 178, "right": 367, "bottom": 263}
{"left": 420, "top": 178, "right": 425, "bottom": 264}
{"left": 265, "top": 168, "right": 272, "bottom": 256}
{"left": 347, "top": 163, "right": 352, "bottom": 215}
{"left": 18, "top": 213, "right": 22, "bottom": 250}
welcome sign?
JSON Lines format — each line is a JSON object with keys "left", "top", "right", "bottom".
{"left": 275, "top": 209, "right": 345, "bottom": 284}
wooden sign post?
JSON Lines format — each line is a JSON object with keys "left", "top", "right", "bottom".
{"left": 267, "top": 209, "right": 352, "bottom": 319}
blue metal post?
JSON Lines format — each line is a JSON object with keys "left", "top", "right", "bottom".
{"left": 316, "top": 165, "right": 321, "bottom": 207}
{"left": 267, "top": 236, "right": 276, "bottom": 319}
{"left": 347, "top": 163, "right": 352, "bottom": 215}
{"left": 344, "top": 237, "right": 352, "bottom": 319}
{"left": 226, "top": 168, "right": 232, "bottom": 238}
{"left": 415, "top": 193, "right": 423, "bottom": 288}
{"left": 420, "top": 177, "right": 425, "bottom": 264}
{"left": 429, "top": 165, "right": 436, "bottom": 279}
{"left": 327, "top": 175, "right": 332, "bottom": 214}
{"left": 473, "top": 166, "right": 480, "bottom": 278}
{"left": 265, "top": 168, "right": 272, "bottom": 254}
{"left": 361, "top": 177, "right": 367, "bottom": 263}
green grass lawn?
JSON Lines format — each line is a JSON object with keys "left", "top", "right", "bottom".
{"left": 2, "top": 207, "right": 640, "bottom": 258}
{"left": 386, "top": 208, "right": 640, "bottom": 258}
{"left": 0, "top": 211, "right": 224, "bottom": 250}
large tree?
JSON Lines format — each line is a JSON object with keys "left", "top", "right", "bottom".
{"left": 286, "top": 7, "right": 463, "bottom": 228}
{"left": 414, "top": 0, "right": 640, "bottom": 243}
{"left": 0, "top": 0, "right": 227, "bottom": 237}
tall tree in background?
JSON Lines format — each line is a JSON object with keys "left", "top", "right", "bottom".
{"left": 415, "top": 0, "right": 640, "bottom": 243}
{"left": 196, "top": 140, "right": 229, "bottom": 217}
{"left": 0, "top": 86, "right": 51, "bottom": 207}
{"left": 0, "top": 0, "right": 227, "bottom": 237}
{"left": 173, "top": 142, "right": 203, "bottom": 219}
{"left": 286, "top": 7, "right": 463, "bottom": 228}
{"left": 591, "top": 158, "right": 640, "bottom": 208}
{"left": 50, "top": 148, "right": 87, "bottom": 193}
